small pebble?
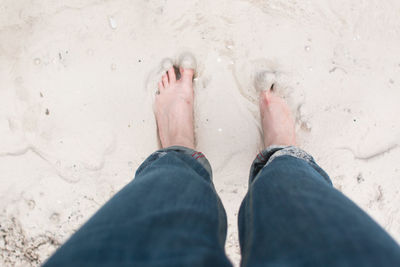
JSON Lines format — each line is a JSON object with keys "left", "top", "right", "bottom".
{"left": 108, "top": 16, "right": 117, "bottom": 29}
{"left": 50, "top": 213, "right": 60, "bottom": 223}
{"left": 45, "top": 108, "right": 50, "bottom": 115}
{"left": 27, "top": 200, "right": 36, "bottom": 209}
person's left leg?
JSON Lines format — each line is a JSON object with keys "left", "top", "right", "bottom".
{"left": 238, "top": 81, "right": 400, "bottom": 266}
{"left": 44, "top": 146, "right": 231, "bottom": 267}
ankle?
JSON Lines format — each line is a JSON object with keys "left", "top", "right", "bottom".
{"left": 264, "top": 134, "right": 296, "bottom": 148}
{"left": 164, "top": 136, "right": 195, "bottom": 150}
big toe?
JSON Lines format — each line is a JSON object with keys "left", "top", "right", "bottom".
{"left": 178, "top": 53, "right": 196, "bottom": 83}
{"left": 255, "top": 71, "right": 276, "bottom": 92}
{"left": 259, "top": 90, "right": 270, "bottom": 108}
{"left": 180, "top": 67, "right": 194, "bottom": 83}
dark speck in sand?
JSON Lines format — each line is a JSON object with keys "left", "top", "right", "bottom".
{"left": 138, "top": 59, "right": 142, "bottom": 63}
{"left": 357, "top": 173, "right": 364, "bottom": 183}
{"left": 40, "top": 92, "right": 43, "bottom": 97}
{"left": 353, "top": 119, "right": 356, "bottom": 122}
{"left": 45, "top": 108, "right": 50, "bottom": 115}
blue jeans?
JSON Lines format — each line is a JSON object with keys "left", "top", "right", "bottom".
{"left": 44, "top": 146, "right": 400, "bottom": 266}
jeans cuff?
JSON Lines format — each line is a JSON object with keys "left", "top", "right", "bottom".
{"left": 250, "top": 145, "right": 332, "bottom": 185}
{"left": 139, "top": 146, "right": 213, "bottom": 178}
{"left": 264, "top": 145, "right": 314, "bottom": 166}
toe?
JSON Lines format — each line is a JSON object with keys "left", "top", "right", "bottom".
{"left": 167, "top": 67, "right": 176, "bottom": 84}
{"left": 181, "top": 68, "right": 194, "bottom": 83}
{"left": 260, "top": 89, "right": 272, "bottom": 101}
{"left": 158, "top": 81, "right": 164, "bottom": 92}
{"left": 162, "top": 74, "right": 169, "bottom": 88}
{"left": 259, "top": 91, "right": 269, "bottom": 113}
{"left": 259, "top": 90, "right": 266, "bottom": 104}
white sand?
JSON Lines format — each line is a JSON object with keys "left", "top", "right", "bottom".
{"left": 1, "top": 0, "right": 400, "bottom": 265}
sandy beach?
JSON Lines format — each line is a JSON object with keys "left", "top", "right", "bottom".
{"left": 1, "top": 0, "right": 400, "bottom": 265}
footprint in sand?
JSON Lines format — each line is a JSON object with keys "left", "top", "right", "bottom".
{"left": 1, "top": 74, "right": 116, "bottom": 183}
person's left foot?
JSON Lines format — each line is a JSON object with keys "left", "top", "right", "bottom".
{"left": 155, "top": 66, "right": 195, "bottom": 149}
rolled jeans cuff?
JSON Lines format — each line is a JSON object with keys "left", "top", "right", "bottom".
{"left": 136, "top": 146, "right": 213, "bottom": 179}
{"left": 250, "top": 145, "right": 332, "bottom": 185}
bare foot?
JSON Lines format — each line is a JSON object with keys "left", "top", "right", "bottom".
{"left": 259, "top": 87, "right": 296, "bottom": 148}
{"left": 155, "top": 66, "right": 195, "bottom": 149}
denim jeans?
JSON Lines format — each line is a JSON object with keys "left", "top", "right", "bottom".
{"left": 44, "top": 146, "right": 400, "bottom": 267}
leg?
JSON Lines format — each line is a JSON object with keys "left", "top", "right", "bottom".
{"left": 238, "top": 83, "right": 400, "bottom": 266}
{"left": 45, "top": 60, "right": 232, "bottom": 267}
{"left": 45, "top": 147, "right": 231, "bottom": 267}
{"left": 239, "top": 149, "right": 400, "bottom": 266}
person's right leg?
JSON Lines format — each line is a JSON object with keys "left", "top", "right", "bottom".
{"left": 238, "top": 83, "right": 400, "bottom": 266}
{"left": 44, "top": 60, "right": 232, "bottom": 267}
{"left": 45, "top": 146, "right": 231, "bottom": 267}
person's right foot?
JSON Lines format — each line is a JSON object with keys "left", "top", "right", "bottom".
{"left": 259, "top": 87, "right": 296, "bottom": 148}
{"left": 154, "top": 66, "right": 195, "bottom": 149}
